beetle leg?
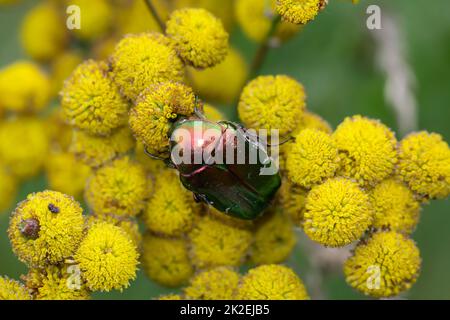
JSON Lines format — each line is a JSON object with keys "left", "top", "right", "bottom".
{"left": 143, "top": 146, "right": 167, "bottom": 160}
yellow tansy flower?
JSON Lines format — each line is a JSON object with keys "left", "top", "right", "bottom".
{"left": 303, "top": 178, "right": 373, "bottom": 247}
{"left": 370, "top": 179, "right": 420, "bottom": 234}
{"left": 0, "top": 61, "right": 51, "bottom": 113}
{"left": 0, "top": 118, "right": 49, "bottom": 179}
{"left": 286, "top": 129, "right": 339, "bottom": 188}
{"left": 184, "top": 267, "right": 240, "bottom": 300}
{"left": 188, "top": 215, "right": 252, "bottom": 268}
{"left": 20, "top": 2, "right": 67, "bottom": 61}
{"left": 75, "top": 222, "right": 139, "bottom": 292}
{"left": 276, "top": 0, "right": 326, "bottom": 25}
{"left": 158, "top": 293, "right": 183, "bottom": 300}
{"left": 238, "top": 75, "right": 306, "bottom": 136}
{"left": 85, "top": 156, "right": 151, "bottom": 217}
{"left": 129, "top": 81, "right": 196, "bottom": 156}
{"left": 109, "top": 33, "right": 184, "bottom": 100}
{"left": 8, "top": 191, "right": 84, "bottom": 267}
{"left": 143, "top": 169, "right": 197, "bottom": 237}
{"left": 61, "top": 60, "right": 129, "bottom": 136}
{"left": 398, "top": 131, "right": 450, "bottom": 200}
{"left": 23, "top": 265, "right": 90, "bottom": 300}
{"left": 141, "top": 233, "right": 193, "bottom": 287}
{"left": 236, "top": 264, "right": 309, "bottom": 300}
{"left": 332, "top": 115, "right": 398, "bottom": 187}
{"left": 250, "top": 211, "right": 296, "bottom": 265}
{"left": 344, "top": 231, "right": 421, "bottom": 298}
{"left": 0, "top": 277, "right": 31, "bottom": 300}
{"left": 86, "top": 214, "right": 142, "bottom": 247}
{"left": 166, "top": 8, "right": 229, "bottom": 69}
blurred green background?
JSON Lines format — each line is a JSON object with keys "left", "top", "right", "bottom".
{"left": 0, "top": 0, "right": 449, "bottom": 299}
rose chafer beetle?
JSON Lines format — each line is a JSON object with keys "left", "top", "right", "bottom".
{"left": 161, "top": 115, "right": 281, "bottom": 220}
{"left": 143, "top": 103, "right": 282, "bottom": 220}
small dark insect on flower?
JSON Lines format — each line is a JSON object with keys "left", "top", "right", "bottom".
{"left": 48, "top": 203, "right": 60, "bottom": 213}
{"left": 19, "top": 218, "right": 40, "bottom": 240}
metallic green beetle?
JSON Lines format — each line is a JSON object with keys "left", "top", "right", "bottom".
{"left": 168, "top": 118, "right": 281, "bottom": 220}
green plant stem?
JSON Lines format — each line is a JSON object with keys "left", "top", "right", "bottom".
{"left": 249, "top": 15, "right": 282, "bottom": 79}
{"left": 143, "top": 0, "right": 165, "bottom": 31}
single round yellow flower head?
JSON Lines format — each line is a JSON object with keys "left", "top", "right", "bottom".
{"left": 286, "top": 129, "right": 339, "bottom": 188}
{"left": 166, "top": 8, "right": 229, "bottom": 68}
{"left": 85, "top": 156, "right": 151, "bottom": 217}
{"left": 398, "top": 131, "right": 450, "bottom": 200}
{"left": 344, "top": 231, "right": 421, "bottom": 298}
{"left": 236, "top": 265, "right": 309, "bottom": 300}
{"left": 70, "top": 126, "right": 135, "bottom": 168}
{"left": 61, "top": 60, "right": 129, "bottom": 136}
{"left": 75, "top": 222, "right": 139, "bottom": 292}
{"left": 129, "top": 82, "right": 196, "bottom": 155}
{"left": 235, "top": 0, "right": 301, "bottom": 43}
{"left": 173, "top": 0, "right": 235, "bottom": 31}
{"left": 251, "top": 211, "right": 296, "bottom": 265}
{"left": 117, "top": 0, "right": 169, "bottom": 34}
{"left": 20, "top": 2, "right": 67, "bottom": 61}
{"left": 189, "top": 215, "right": 252, "bottom": 268}
{"left": 86, "top": 214, "right": 142, "bottom": 247}
{"left": 332, "top": 115, "right": 398, "bottom": 187}
{"left": 50, "top": 51, "right": 83, "bottom": 97}
{"left": 8, "top": 191, "right": 84, "bottom": 267}
{"left": 184, "top": 267, "right": 240, "bottom": 300}
{"left": 135, "top": 142, "right": 167, "bottom": 176}
{"left": 304, "top": 178, "right": 373, "bottom": 247}
{"left": 370, "top": 179, "right": 420, "bottom": 234}
{"left": 143, "top": 169, "right": 197, "bottom": 237}
{"left": 202, "top": 104, "right": 226, "bottom": 122}
{"left": 0, "top": 61, "right": 51, "bottom": 113}
{"left": 276, "top": 0, "right": 326, "bottom": 25}
{"left": 45, "top": 108, "right": 73, "bottom": 151}
{"left": 158, "top": 293, "right": 183, "bottom": 300}
{"left": 278, "top": 110, "right": 333, "bottom": 171}
{"left": 110, "top": 33, "right": 184, "bottom": 100}
{"left": 67, "top": 0, "right": 113, "bottom": 41}
{"left": 0, "top": 166, "right": 18, "bottom": 212}
{"left": 45, "top": 151, "right": 92, "bottom": 199}
{"left": 0, "top": 118, "right": 49, "bottom": 179}
{"left": 277, "top": 178, "right": 307, "bottom": 226}
{"left": 238, "top": 75, "right": 306, "bottom": 136}
{"left": 279, "top": 111, "right": 332, "bottom": 170}
{"left": 0, "top": 277, "right": 31, "bottom": 300}
{"left": 23, "top": 265, "right": 90, "bottom": 300}
{"left": 189, "top": 48, "right": 248, "bottom": 104}
{"left": 141, "top": 233, "right": 193, "bottom": 287}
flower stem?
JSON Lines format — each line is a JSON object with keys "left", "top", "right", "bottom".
{"left": 249, "top": 15, "right": 282, "bottom": 79}
{"left": 143, "top": 0, "right": 166, "bottom": 31}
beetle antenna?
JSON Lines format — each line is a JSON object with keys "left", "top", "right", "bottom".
{"left": 267, "top": 136, "right": 294, "bottom": 146}
{"left": 244, "top": 129, "right": 294, "bottom": 146}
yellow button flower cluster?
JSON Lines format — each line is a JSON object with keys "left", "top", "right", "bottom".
{"left": 4, "top": 190, "right": 140, "bottom": 298}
